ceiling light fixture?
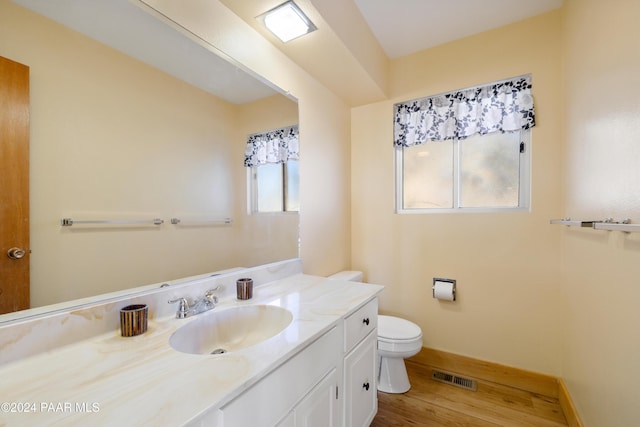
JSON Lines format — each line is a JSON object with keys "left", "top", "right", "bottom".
{"left": 258, "top": 1, "right": 316, "bottom": 43}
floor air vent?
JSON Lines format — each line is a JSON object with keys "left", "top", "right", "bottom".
{"left": 431, "top": 370, "right": 477, "bottom": 391}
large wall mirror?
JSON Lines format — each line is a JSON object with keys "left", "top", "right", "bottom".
{"left": 0, "top": 0, "right": 299, "bottom": 319}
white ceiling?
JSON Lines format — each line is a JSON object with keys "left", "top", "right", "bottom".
{"left": 354, "top": 0, "right": 564, "bottom": 58}
{"left": 221, "top": 0, "right": 566, "bottom": 104}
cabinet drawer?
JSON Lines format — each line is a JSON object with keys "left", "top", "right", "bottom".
{"left": 344, "top": 298, "right": 377, "bottom": 353}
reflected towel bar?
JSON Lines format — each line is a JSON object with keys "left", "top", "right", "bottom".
{"left": 549, "top": 219, "right": 603, "bottom": 227}
{"left": 170, "top": 218, "right": 232, "bottom": 225}
{"left": 61, "top": 218, "right": 164, "bottom": 227}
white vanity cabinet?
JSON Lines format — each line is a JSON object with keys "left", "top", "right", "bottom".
{"left": 343, "top": 298, "right": 378, "bottom": 427}
{"left": 217, "top": 325, "right": 342, "bottom": 427}
{"left": 187, "top": 296, "right": 379, "bottom": 427}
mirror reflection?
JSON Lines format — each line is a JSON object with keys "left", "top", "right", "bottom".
{"left": 0, "top": 0, "right": 299, "bottom": 317}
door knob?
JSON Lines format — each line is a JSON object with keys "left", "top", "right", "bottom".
{"left": 7, "top": 247, "right": 26, "bottom": 260}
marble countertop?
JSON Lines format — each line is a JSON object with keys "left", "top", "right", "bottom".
{"left": 0, "top": 274, "right": 383, "bottom": 426}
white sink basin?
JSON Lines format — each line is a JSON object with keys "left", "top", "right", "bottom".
{"left": 169, "top": 305, "right": 293, "bottom": 355}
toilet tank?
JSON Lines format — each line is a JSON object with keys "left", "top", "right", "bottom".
{"left": 328, "top": 271, "right": 363, "bottom": 282}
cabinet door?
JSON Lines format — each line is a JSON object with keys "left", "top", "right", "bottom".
{"left": 344, "top": 332, "right": 377, "bottom": 427}
{"left": 221, "top": 327, "right": 340, "bottom": 427}
{"left": 295, "top": 368, "right": 339, "bottom": 427}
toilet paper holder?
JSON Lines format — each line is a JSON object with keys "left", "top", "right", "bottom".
{"left": 433, "top": 278, "right": 456, "bottom": 301}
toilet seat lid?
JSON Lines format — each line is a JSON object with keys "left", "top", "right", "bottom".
{"left": 378, "top": 315, "right": 422, "bottom": 340}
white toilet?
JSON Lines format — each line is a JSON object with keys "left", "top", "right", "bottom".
{"left": 328, "top": 271, "right": 423, "bottom": 394}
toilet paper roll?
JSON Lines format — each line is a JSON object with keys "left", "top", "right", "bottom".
{"left": 433, "top": 280, "right": 456, "bottom": 301}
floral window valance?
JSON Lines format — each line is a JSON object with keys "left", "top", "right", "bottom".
{"left": 244, "top": 125, "right": 299, "bottom": 167}
{"left": 394, "top": 75, "right": 535, "bottom": 147}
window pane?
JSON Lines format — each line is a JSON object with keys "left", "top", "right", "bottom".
{"left": 459, "top": 132, "right": 520, "bottom": 208}
{"left": 257, "top": 163, "right": 283, "bottom": 212}
{"left": 285, "top": 160, "right": 299, "bottom": 212}
{"left": 403, "top": 141, "right": 453, "bottom": 209}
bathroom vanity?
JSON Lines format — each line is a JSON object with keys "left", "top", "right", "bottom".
{"left": 0, "top": 260, "right": 383, "bottom": 426}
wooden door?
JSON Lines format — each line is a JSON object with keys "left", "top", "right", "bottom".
{"left": 0, "top": 55, "right": 30, "bottom": 314}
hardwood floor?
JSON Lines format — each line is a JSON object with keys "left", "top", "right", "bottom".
{"left": 371, "top": 351, "right": 568, "bottom": 426}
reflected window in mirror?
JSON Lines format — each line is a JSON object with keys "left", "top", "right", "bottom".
{"left": 245, "top": 125, "right": 299, "bottom": 214}
{"left": 251, "top": 161, "right": 299, "bottom": 213}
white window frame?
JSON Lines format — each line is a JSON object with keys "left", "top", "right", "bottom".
{"left": 247, "top": 161, "right": 299, "bottom": 214}
{"left": 395, "top": 129, "right": 531, "bottom": 214}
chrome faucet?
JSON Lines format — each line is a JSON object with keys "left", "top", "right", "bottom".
{"left": 168, "top": 287, "right": 220, "bottom": 318}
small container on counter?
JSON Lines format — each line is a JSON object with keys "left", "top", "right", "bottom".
{"left": 236, "top": 278, "right": 253, "bottom": 300}
{"left": 120, "top": 304, "right": 148, "bottom": 337}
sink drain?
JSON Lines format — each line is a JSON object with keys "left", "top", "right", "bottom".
{"left": 210, "top": 348, "right": 227, "bottom": 355}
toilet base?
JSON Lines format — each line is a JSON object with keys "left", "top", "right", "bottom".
{"left": 377, "top": 355, "right": 411, "bottom": 393}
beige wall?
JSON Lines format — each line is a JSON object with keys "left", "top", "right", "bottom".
{"left": 352, "top": 11, "right": 565, "bottom": 375}
{"left": 236, "top": 95, "right": 300, "bottom": 267}
{"left": 0, "top": 1, "right": 300, "bottom": 307}
{"left": 352, "top": 3, "right": 640, "bottom": 423}
{"left": 135, "top": 0, "right": 354, "bottom": 277}
{"left": 561, "top": 0, "right": 640, "bottom": 424}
